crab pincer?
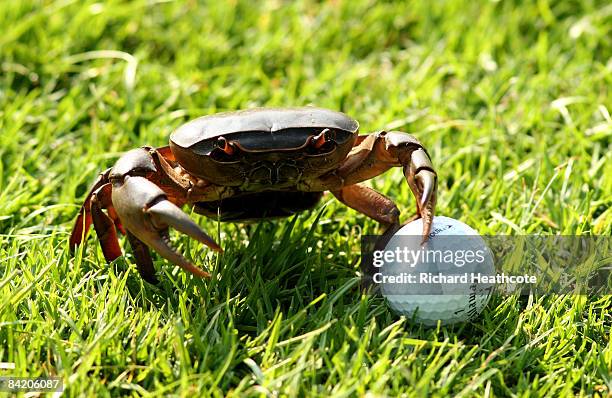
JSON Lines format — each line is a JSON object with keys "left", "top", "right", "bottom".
{"left": 111, "top": 175, "right": 221, "bottom": 280}
{"left": 70, "top": 148, "right": 220, "bottom": 283}
{"left": 403, "top": 146, "right": 437, "bottom": 240}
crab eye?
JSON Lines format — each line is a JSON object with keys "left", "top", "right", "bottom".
{"left": 307, "top": 129, "right": 337, "bottom": 155}
{"left": 216, "top": 137, "right": 235, "bottom": 155}
{"left": 210, "top": 137, "right": 239, "bottom": 162}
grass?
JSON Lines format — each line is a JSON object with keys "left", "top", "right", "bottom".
{"left": 0, "top": 0, "right": 611, "bottom": 396}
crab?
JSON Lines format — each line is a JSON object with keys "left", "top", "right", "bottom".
{"left": 70, "top": 107, "right": 437, "bottom": 283}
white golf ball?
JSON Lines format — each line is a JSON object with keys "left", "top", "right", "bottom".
{"left": 379, "top": 216, "right": 495, "bottom": 326}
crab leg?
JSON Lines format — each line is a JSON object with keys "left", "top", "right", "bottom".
{"left": 332, "top": 184, "right": 400, "bottom": 226}
{"left": 69, "top": 168, "right": 112, "bottom": 250}
{"left": 332, "top": 131, "right": 437, "bottom": 239}
{"left": 111, "top": 175, "right": 221, "bottom": 279}
{"left": 90, "top": 183, "right": 123, "bottom": 262}
{"left": 125, "top": 231, "right": 158, "bottom": 284}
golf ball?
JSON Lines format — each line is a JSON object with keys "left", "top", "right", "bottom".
{"left": 379, "top": 216, "right": 495, "bottom": 326}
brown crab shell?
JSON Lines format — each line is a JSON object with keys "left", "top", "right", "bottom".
{"left": 169, "top": 107, "right": 360, "bottom": 187}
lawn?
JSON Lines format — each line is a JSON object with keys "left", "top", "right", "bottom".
{"left": 0, "top": 0, "right": 610, "bottom": 396}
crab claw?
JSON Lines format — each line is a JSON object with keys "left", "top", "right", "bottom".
{"left": 405, "top": 148, "right": 437, "bottom": 240}
{"left": 112, "top": 176, "right": 220, "bottom": 279}
{"left": 416, "top": 169, "right": 436, "bottom": 210}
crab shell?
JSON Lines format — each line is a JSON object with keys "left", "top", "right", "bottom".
{"left": 169, "top": 108, "right": 358, "bottom": 220}
{"left": 171, "top": 108, "right": 357, "bottom": 184}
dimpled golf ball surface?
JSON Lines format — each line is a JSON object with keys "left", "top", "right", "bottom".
{"left": 380, "top": 216, "right": 494, "bottom": 326}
